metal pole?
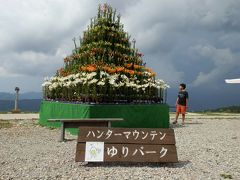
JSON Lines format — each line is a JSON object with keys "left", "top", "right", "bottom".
{"left": 14, "top": 94, "right": 17, "bottom": 110}
{"left": 14, "top": 87, "right": 20, "bottom": 110}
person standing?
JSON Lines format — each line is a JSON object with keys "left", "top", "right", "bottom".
{"left": 173, "top": 83, "right": 189, "bottom": 125}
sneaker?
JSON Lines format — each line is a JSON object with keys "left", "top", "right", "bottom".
{"left": 172, "top": 121, "right": 178, "bottom": 124}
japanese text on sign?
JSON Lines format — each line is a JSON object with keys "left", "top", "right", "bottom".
{"left": 86, "top": 129, "right": 166, "bottom": 141}
{"left": 106, "top": 145, "right": 168, "bottom": 158}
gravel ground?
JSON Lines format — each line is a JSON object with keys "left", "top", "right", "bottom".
{"left": 0, "top": 113, "right": 39, "bottom": 120}
{"left": 0, "top": 113, "right": 239, "bottom": 179}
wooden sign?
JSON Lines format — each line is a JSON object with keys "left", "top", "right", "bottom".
{"left": 75, "top": 127, "right": 178, "bottom": 163}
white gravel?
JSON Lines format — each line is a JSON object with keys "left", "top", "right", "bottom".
{"left": 0, "top": 113, "right": 239, "bottom": 179}
{"left": 0, "top": 113, "right": 39, "bottom": 120}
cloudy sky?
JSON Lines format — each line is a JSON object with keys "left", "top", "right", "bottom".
{"left": 0, "top": 0, "right": 239, "bottom": 109}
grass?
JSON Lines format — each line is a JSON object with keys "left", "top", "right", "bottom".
{"left": 180, "top": 112, "right": 240, "bottom": 117}
{"left": 207, "top": 105, "right": 240, "bottom": 113}
{"left": 220, "top": 173, "right": 233, "bottom": 179}
{"left": 0, "top": 120, "right": 13, "bottom": 129}
{"left": 38, "top": 122, "right": 57, "bottom": 130}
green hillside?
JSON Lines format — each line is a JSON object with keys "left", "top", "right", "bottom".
{"left": 205, "top": 106, "right": 240, "bottom": 113}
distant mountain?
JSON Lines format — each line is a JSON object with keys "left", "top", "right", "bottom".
{"left": 0, "top": 99, "right": 42, "bottom": 112}
{"left": 0, "top": 92, "right": 42, "bottom": 100}
{"left": 0, "top": 92, "right": 42, "bottom": 112}
{"left": 0, "top": 92, "right": 14, "bottom": 100}
{"left": 20, "top": 92, "right": 43, "bottom": 99}
{"left": 205, "top": 106, "right": 240, "bottom": 113}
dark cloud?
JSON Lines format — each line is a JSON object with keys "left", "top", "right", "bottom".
{"left": 122, "top": 0, "right": 240, "bottom": 89}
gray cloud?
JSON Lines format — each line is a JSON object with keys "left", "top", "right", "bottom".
{"left": 191, "top": 44, "right": 240, "bottom": 87}
{"left": 122, "top": 0, "right": 240, "bottom": 89}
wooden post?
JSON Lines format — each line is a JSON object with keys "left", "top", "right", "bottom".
{"left": 59, "top": 122, "right": 65, "bottom": 142}
{"left": 108, "top": 121, "right": 111, "bottom": 127}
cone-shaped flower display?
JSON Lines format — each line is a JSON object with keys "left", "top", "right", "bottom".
{"left": 42, "top": 4, "right": 169, "bottom": 103}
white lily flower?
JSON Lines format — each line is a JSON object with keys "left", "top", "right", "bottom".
{"left": 97, "top": 81, "right": 105, "bottom": 86}
{"left": 44, "top": 77, "right": 49, "bottom": 81}
{"left": 89, "top": 72, "right": 97, "bottom": 76}
{"left": 120, "top": 74, "right": 128, "bottom": 80}
{"left": 88, "top": 79, "right": 98, "bottom": 84}
{"left": 42, "top": 81, "right": 52, "bottom": 87}
{"left": 109, "top": 79, "right": 115, "bottom": 85}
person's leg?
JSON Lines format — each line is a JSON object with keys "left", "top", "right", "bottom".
{"left": 173, "top": 105, "right": 180, "bottom": 124}
{"left": 173, "top": 112, "right": 179, "bottom": 124}
{"left": 182, "top": 113, "right": 185, "bottom": 125}
{"left": 181, "top": 106, "right": 186, "bottom": 125}
{"left": 175, "top": 112, "right": 179, "bottom": 121}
